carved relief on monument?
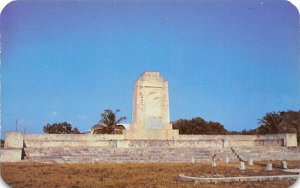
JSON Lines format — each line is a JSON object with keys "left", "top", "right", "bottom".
{"left": 144, "top": 87, "right": 162, "bottom": 118}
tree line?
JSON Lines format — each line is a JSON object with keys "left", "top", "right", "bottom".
{"left": 236, "top": 110, "right": 300, "bottom": 144}
{"left": 43, "top": 122, "right": 80, "bottom": 134}
{"left": 172, "top": 117, "right": 227, "bottom": 135}
{"left": 42, "top": 109, "right": 126, "bottom": 135}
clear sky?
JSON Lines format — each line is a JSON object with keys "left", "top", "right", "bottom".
{"left": 1, "top": 0, "right": 299, "bottom": 136}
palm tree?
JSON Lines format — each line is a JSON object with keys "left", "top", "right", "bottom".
{"left": 257, "top": 112, "right": 283, "bottom": 134}
{"left": 91, "top": 109, "right": 126, "bottom": 134}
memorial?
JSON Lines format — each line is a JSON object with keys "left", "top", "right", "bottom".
{"left": 124, "top": 72, "right": 179, "bottom": 140}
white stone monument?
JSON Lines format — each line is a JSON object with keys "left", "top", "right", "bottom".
{"left": 124, "top": 72, "right": 179, "bottom": 140}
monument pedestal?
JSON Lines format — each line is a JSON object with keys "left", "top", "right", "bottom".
{"left": 124, "top": 125, "right": 179, "bottom": 140}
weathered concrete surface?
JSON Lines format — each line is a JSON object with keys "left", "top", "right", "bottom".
{"left": 281, "top": 160, "right": 287, "bottom": 169}
{"left": 284, "top": 134, "right": 298, "bottom": 147}
{"left": 178, "top": 174, "right": 300, "bottom": 184}
{"left": 283, "top": 169, "right": 300, "bottom": 173}
{"left": 23, "top": 147, "right": 237, "bottom": 163}
{"left": 125, "top": 72, "right": 179, "bottom": 140}
{"left": 1, "top": 149, "right": 23, "bottom": 162}
{"left": 20, "top": 133, "right": 297, "bottom": 147}
{"left": 22, "top": 145, "right": 300, "bottom": 163}
{"left": 24, "top": 134, "right": 124, "bottom": 141}
{"left": 3, "top": 132, "right": 298, "bottom": 163}
{"left": 178, "top": 134, "right": 297, "bottom": 147}
{"left": 2, "top": 132, "right": 24, "bottom": 162}
{"left": 4, "top": 132, "right": 24, "bottom": 148}
{"left": 239, "top": 161, "right": 246, "bottom": 170}
{"left": 266, "top": 163, "right": 273, "bottom": 171}
{"left": 233, "top": 146, "right": 300, "bottom": 161}
{"left": 21, "top": 136, "right": 297, "bottom": 148}
{"left": 248, "top": 158, "right": 253, "bottom": 165}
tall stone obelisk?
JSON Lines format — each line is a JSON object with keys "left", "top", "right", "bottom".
{"left": 124, "top": 72, "right": 179, "bottom": 140}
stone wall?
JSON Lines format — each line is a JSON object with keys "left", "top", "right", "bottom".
{"left": 2, "top": 132, "right": 24, "bottom": 162}
{"left": 1, "top": 132, "right": 297, "bottom": 162}
{"left": 177, "top": 134, "right": 297, "bottom": 147}
{"left": 24, "top": 134, "right": 124, "bottom": 141}
{"left": 4, "top": 131, "right": 24, "bottom": 148}
{"left": 0, "top": 149, "right": 23, "bottom": 162}
{"left": 5, "top": 132, "right": 298, "bottom": 149}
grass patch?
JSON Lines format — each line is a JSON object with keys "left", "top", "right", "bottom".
{"left": 1, "top": 161, "right": 299, "bottom": 187}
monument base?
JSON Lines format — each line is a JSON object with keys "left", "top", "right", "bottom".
{"left": 2, "top": 132, "right": 298, "bottom": 163}
{"left": 124, "top": 126, "right": 179, "bottom": 140}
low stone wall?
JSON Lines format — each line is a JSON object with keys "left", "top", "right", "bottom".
{"left": 1, "top": 132, "right": 297, "bottom": 162}
{"left": 2, "top": 132, "right": 25, "bottom": 162}
{"left": 22, "top": 134, "right": 296, "bottom": 148}
{"left": 178, "top": 134, "right": 297, "bottom": 147}
{"left": 24, "top": 134, "right": 124, "bottom": 141}
{"left": 0, "top": 149, "right": 23, "bottom": 162}
{"left": 4, "top": 132, "right": 298, "bottom": 149}
{"left": 178, "top": 174, "right": 300, "bottom": 184}
{"left": 4, "top": 132, "right": 24, "bottom": 148}
{"left": 23, "top": 147, "right": 236, "bottom": 163}
{"left": 128, "top": 140, "right": 223, "bottom": 148}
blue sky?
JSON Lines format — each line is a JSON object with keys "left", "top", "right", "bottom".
{"left": 1, "top": 0, "right": 299, "bottom": 136}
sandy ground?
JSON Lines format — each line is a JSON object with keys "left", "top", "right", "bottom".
{"left": 1, "top": 160, "right": 299, "bottom": 187}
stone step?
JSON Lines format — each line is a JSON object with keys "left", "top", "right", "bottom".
{"left": 233, "top": 146, "right": 300, "bottom": 161}
{"left": 23, "top": 146, "right": 239, "bottom": 163}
